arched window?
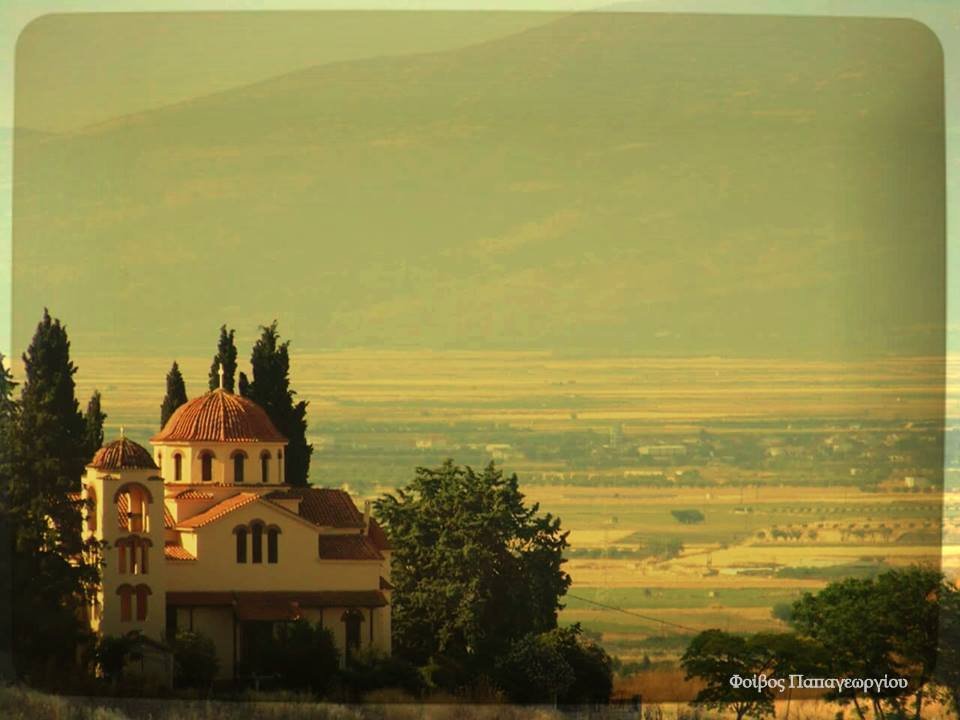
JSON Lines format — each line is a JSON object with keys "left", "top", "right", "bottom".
{"left": 118, "top": 541, "right": 127, "bottom": 574}
{"left": 267, "top": 527, "right": 280, "bottom": 564}
{"left": 200, "top": 451, "right": 214, "bottom": 482}
{"left": 260, "top": 451, "right": 271, "bottom": 484}
{"left": 135, "top": 584, "right": 151, "bottom": 621}
{"left": 173, "top": 453, "right": 183, "bottom": 482}
{"left": 140, "top": 541, "right": 149, "bottom": 575}
{"left": 115, "top": 484, "right": 152, "bottom": 533}
{"left": 117, "top": 584, "right": 134, "bottom": 622}
{"left": 278, "top": 449, "right": 284, "bottom": 482}
{"left": 251, "top": 522, "right": 263, "bottom": 564}
{"left": 232, "top": 451, "right": 246, "bottom": 483}
{"left": 235, "top": 526, "right": 248, "bottom": 563}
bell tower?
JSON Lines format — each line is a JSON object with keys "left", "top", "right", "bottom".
{"left": 83, "top": 434, "right": 167, "bottom": 642}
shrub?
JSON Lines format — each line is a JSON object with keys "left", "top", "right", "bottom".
{"left": 171, "top": 631, "right": 218, "bottom": 690}
{"left": 266, "top": 620, "right": 339, "bottom": 693}
{"left": 670, "top": 509, "right": 705, "bottom": 524}
{"left": 339, "top": 649, "right": 427, "bottom": 700}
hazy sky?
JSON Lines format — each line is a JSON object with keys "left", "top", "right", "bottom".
{"left": 6, "top": 5, "right": 952, "bottom": 360}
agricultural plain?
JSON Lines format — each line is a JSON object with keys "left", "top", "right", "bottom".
{"left": 68, "top": 350, "right": 955, "bottom": 672}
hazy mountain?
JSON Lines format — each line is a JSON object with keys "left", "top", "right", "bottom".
{"left": 12, "top": 12, "right": 944, "bottom": 358}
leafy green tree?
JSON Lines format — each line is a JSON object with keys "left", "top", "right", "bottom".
{"left": 791, "top": 567, "right": 950, "bottom": 720}
{"left": 171, "top": 631, "right": 218, "bottom": 689}
{"left": 0, "top": 310, "right": 100, "bottom": 681}
{"left": 160, "top": 361, "right": 188, "bottom": 428}
{"left": 680, "top": 630, "right": 776, "bottom": 720}
{"left": 241, "top": 321, "right": 312, "bottom": 485}
{"left": 83, "top": 390, "right": 106, "bottom": 459}
{"left": 496, "top": 630, "right": 574, "bottom": 704}
{"left": 540, "top": 624, "right": 613, "bottom": 704}
{"left": 207, "top": 325, "right": 238, "bottom": 392}
{"left": 374, "top": 460, "right": 570, "bottom": 683}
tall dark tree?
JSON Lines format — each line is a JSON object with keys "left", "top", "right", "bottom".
{"left": 160, "top": 361, "right": 188, "bottom": 428}
{"left": 0, "top": 353, "right": 19, "bottom": 677}
{"left": 0, "top": 310, "right": 100, "bottom": 680}
{"left": 374, "top": 461, "right": 570, "bottom": 679}
{"left": 208, "top": 325, "right": 238, "bottom": 392}
{"left": 242, "top": 322, "right": 312, "bottom": 485}
{"left": 83, "top": 390, "right": 106, "bottom": 459}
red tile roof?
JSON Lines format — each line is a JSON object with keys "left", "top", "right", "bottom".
{"left": 151, "top": 389, "right": 286, "bottom": 443}
{"left": 164, "top": 544, "right": 196, "bottom": 561}
{"left": 368, "top": 519, "right": 392, "bottom": 551}
{"left": 318, "top": 534, "right": 383, "bottom": 561}
{"left": 91, "top": 437, "right": 158, "bottom": 471}
{"left": 163, "top": 505, "right": 176, "bottom": 530}
{"left": 266, "top": 487, "right": 364, "bottom": 528}
{"left": 175, "top": 489, "right": 214, "bottom": 500}
{"left": 166, "top": 590, "right": 388, "bottom": 608}
{"left": 177, "top": 493, "right": 259, "bottom": 528}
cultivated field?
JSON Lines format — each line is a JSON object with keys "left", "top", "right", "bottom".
{"left": 61, "top": 350, "right": 955, "bottom": 679}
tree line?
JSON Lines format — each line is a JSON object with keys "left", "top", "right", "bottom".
{"left": 681, "top": 566, "right": 960, "bottom": 720}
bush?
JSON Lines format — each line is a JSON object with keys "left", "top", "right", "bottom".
{"left": 338, "top": 649, "right": 427, "bottom": 700}
{"left": 496, "top": 625, "right": 614, "bottom": 705}
{"left": 496, "top": 632, "right": 573, "bottom": 704}
{"left": 265, "top": 620, "right": 339, "bottom": 693}
{"left": 171, "top": 631, "right": 218, "bottom": 690}
{"left": 93, "top": 635, "right": 136, "bottom": 684}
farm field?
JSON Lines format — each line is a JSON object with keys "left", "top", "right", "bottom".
{"left": 61, "top": 350, "right": 955, "bottom": 667}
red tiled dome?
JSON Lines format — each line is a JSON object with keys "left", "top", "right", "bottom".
{"left": 151, "top": 389, "right": 287, "bottom": 443}
{"left": 91, "top": 437, "right": 158, "bottom": 471}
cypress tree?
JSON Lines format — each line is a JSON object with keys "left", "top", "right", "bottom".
{"left": 0, "top": 353, "right": 17, "bottom": 677}
{"left": 160, "top": 361, "right": 188, "bottom": 428}
{"left": 2, "top": 310, "right": 100, "bottom": 679}
{"left": 83, "top": 390, "right": 106, "bottom": 459}
{"left": 208, "top": 325, "right": 238, "bottom": 392}
{"left": 243, "top": 321, "right": 312, "bottom": 486}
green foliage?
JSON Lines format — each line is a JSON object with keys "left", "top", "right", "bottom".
{"left": 680, "top": 630, "right": 776, "bottom": 720}
{"left": 496, "top": 631, "right": 574, "bottom": 704}
{"left": 671, "top": 509, "right": 705, "bottom": 524}
{"left": 0, "top": 310, "right": 100, "bottom": 681}
{"left": 208, "top": 325, "right": 238, "bottom": 392}
{"left": 94, "top": 634, "right": 136, "bottom": 683}
{"left": 264, "top": 621, "right": 339, "bottom": 693}
{"left": 171, "top": 630, "right": 218, "bottom": 689}
{"left": 241, "top": 322, "right": 312, "bottom": 486}
{"left": 540, "top": 624, "right": 613, "bottom": 704}
{"left": 339, "top": 649, "right": 427, "bottom": 700}
{"left": 374, "top": 460, "right": 570, "bottom": 680}
{"left": 790, "top": 566, "right": 951, "bottom": 717}
{"left": 83, "top": 390, "right": 106, "bottom": 460}
{"left": 159, "top": 361, "right": 188, "bottom": 428}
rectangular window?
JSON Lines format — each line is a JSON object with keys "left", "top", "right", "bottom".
{"left": 120, "top": 591, "right": 132, "bottom": 622}
{"left": 267, "top": 530, "right": 278, "bottom": 563}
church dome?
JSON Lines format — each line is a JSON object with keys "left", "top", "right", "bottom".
{"left": 91, "top": 437, "right": 158, "bottom": 471}
{"left": 151, "top": 389, "right": 287, "bottom": 444}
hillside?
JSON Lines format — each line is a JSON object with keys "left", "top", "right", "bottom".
{"left": 11, "top": 12, "right": 944, "bottom": 357}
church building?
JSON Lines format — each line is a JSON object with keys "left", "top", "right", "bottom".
{"left": 80, "top": 374, "right": 392, "bottom": 680}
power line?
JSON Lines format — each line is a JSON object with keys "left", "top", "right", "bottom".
{"left": 566, "top": 593, "right": 701, "bottom": 633}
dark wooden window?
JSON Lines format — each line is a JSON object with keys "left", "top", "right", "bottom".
{"left": 251, "top": 523, "right": 263, "bottom": 564}
{"left": 267, "top": 528, "right": 279, "bottom": 563}
{"left": 260, "top": 451, "right": 270, "bottom": 483}
{"left": 236, "top": 527, "right": 247, "bottom": 563}
{"left": 201, "top": 452, "right": 213, "bottom": 482}
{"left": 173, "top": 454, "right": 182, "bottom": 481}
{"left": 233, "top": 453, "right": 245, "bottom": 483}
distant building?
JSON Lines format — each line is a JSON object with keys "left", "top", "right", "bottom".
{"left": 79, "top": 384, "right": 392, "bottom": 682}
{"left": 637, "top": 444, "right": 687, "bottom": 458}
